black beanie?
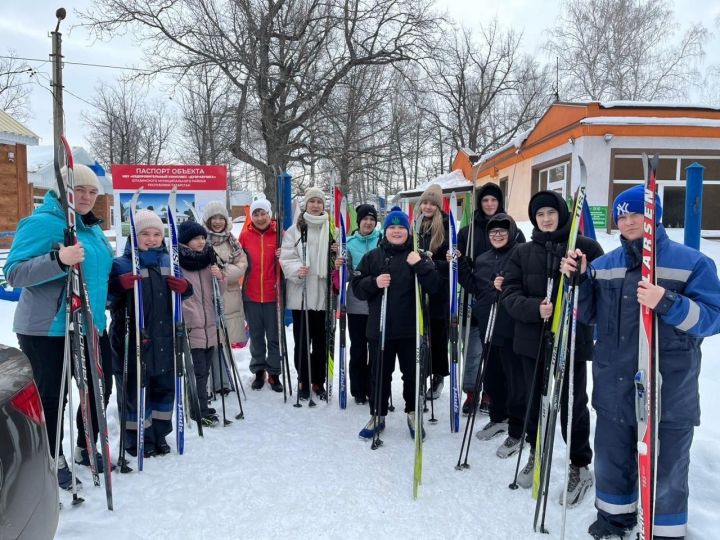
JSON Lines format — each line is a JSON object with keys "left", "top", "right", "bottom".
{"left": 356, "top": 204, "right": 378, "bottom": 226}
{"left": 178, "top": 220, "right": 207, "bottom": 245}
{"left": 528, "top": 190, "right": 569, "bottom": 229}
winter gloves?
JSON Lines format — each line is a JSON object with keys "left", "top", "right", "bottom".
{"left": 166, "top": 276, "right": 190, "bottom": 294}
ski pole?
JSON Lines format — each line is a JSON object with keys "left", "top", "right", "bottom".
{"left": 371, "top": 284, "right": 389, "bottom": 450}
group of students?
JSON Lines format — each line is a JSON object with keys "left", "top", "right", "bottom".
{"left": 7, "top": 162, "right": 720, "bottom": 539}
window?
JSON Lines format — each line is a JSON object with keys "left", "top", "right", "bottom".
{"left": 611, "top": 154, "right": 720, "bottom": 229}
{"left": 537, "top": 162, "right": 568, "bottom": 199}
{"left": 499, "top": 177, "right": 508, "bottom": 202}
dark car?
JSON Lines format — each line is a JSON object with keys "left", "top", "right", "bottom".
{"left": 0, "top": 344, "right": 59, "bottom": 540}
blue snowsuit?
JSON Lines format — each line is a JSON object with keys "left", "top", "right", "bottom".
{"left": 578, "top": 226, "right": 720, "bottom": 537}
{"left": 108, "top": 241, "right": 186, "bottom": 454}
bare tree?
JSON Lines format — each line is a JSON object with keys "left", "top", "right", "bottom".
{"left": 83, "top": 78, "right": 175, "bottom": 166}
{"left": 547, "top": 0, "right": 707, "bottom": 101}
{"left": 0, "top": 51, "right": 32, "bottom": 122}
{"left": 175, "top": 65, "right": 235, "bottom": 166}
{"left": 81, "top": 0, "right": 440, "bottom": 200}
{"left": 426, "top": 23, "right": 550, "bottom": 159}
{"left": 314, "top": 64, "right": 395, "bottom": 197}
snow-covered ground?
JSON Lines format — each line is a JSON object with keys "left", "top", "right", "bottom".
{"left": 1, "top": 228, "right": 719, "bottom": 539}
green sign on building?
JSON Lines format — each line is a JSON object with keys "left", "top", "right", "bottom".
{"left": 589, "top": 206, "right": 608, "bottom": 229}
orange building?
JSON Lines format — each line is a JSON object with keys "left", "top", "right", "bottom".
{"left": 452, "top": 101, "right": 720, "bottom": 231}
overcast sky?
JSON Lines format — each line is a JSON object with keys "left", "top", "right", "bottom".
{"left": 2, "top": 0, "right": 719, "bottom": 149}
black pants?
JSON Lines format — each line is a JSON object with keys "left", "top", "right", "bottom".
{"left": 520, "top": 353, "right": 593, "bottom": 467}
{"left": 291, "top": 309, "right": 327, "bottom": 387}
{"left": 18, "top": 332, "right": 113, "bottom": 457}
{"left": 192, "top": 347, "right": 214, "bottom": 417}
{"left": 486, "top": 342, "right": 525, "bottom": 439}
{"left": 427, "top": 318, "right": 449, "bottom": 378}
{"left": 347, "top": 313, "right": 371, "bottom": 400}
{"left": 368, "top": 337, "right": 416, "bottom": 416}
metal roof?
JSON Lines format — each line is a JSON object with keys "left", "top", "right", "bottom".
{"left": 0, "top": 110, "right": 40, "bottom": 146}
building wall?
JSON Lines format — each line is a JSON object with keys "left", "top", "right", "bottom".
{"left": 475, "top": 134, "right": 720, "bottom": 230}
{"left": 0, "top": 143, "right": 32, "bottom": 247}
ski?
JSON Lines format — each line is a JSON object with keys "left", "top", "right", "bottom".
{"left": 212, "top": 275, "right": 246, "bottom": 421}
{"left": 636, "top": 154, "right": 660, "bottom": 540}
{"left": 276, "top": 173, "right": 292, "bottom": 402}
{"left": 58, "top": 137, "right": 114, "bottom": 507}
{"left": 128, "top": 189, "right": 147, "bottom": 472}
{"left": 449, "top": 192, "right": 461, "bottom": 433}
{"left": 533, "top": 156, "right": 588, "bottom": 531}
{"left": 325, "top": 209, "right": 337, "bottom": 402}
{"left": 337, "top": 197, "right": 349, "bottom": 409}
{"left": 167, "top": 187, "right": 189, "bottom": 451}
{"left": 413, "top": 213, "right": 427, "bottom": 498}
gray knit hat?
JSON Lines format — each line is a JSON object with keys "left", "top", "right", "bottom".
{"left": 134, "top": 209, "right": 164, "bottom": 235}
{"left": 202, "top": 200, "right": 230, "bottom": 231}
{"left": 303, "top": 187, "right": 325, "bottom": 209}
{"left": 418, "top": 183, "right": 443, "bottom": 208}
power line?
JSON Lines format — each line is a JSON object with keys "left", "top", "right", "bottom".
{"left": 0, "top": 54, "right": 184, "bottom": 75}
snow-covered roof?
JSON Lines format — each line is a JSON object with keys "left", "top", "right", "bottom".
{"left": 0, "top": 110, "right": 39, "bottom": 146}
{"left": 392, "top": 169, "right": 473, "bottom": 202}
{"left": 27, "top": 145, "right": 112, "bottom": 194}
{"left": 476, "top": 127, "right": 533, "bottom": 165}
{"left": 580, "top": 116, "right": 720, "bottom": 128}
{"left": 600, "top": 101, "right": 720, "bottom": 111}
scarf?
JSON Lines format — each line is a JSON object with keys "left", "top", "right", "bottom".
{"left": 301, "top": 211, "right": 330, "bottom": 279}
{"left": 207, "top": 229, "right": 243, "bottom": 266}
{"left": 179, "top": 243, "right": 216, "bottom": 271}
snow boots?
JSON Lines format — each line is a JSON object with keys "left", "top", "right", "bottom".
{"left": 267, "top": 373, "right": 283, "bottom": 393}
{"left": 496, "top": 436, "right": 522, "bottom": 459}
{"left": 57, "top": 455, "right": 82, "bottom": 491}
{"left": 251, "top": 370, "right": 266, "bottom": 390}
{"left": 559, "top": 465, "right": 594, "bottom": 507}
{"left": 517, "top": 452, "right": 535, "bottom": 489}
{"left": 475, "top": 420, "right": 508, "bottom": 441}
{"left": 359, "top": 416, "right": 386, "bottom": 440}
{"left": 425, "top": 375, "right": 444, "bottom": 400}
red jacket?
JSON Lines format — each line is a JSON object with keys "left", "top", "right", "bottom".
{"left": 240, "top": 221, "right": 278, "bottom": 303}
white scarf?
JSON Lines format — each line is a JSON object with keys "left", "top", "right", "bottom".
{"left": 302, "top": 211, "right": 329, "bottom": 279}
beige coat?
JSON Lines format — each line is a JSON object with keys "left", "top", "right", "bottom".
{"left": 207, "top": 229, "right": 248, "bottom": 344}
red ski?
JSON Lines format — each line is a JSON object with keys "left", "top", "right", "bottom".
{"left": 635, "top": 154, "right": 660, "bottom": 539}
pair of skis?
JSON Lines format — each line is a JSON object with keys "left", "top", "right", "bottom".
{"left": 413, "top": 213, "right": 430, "bottom": 498}
{"left": 636, "top": 155, "right": 660, "bottom": 540}
{"left": 336, "top": 197, "right": 349, "bottom": 409}
{"left": 448, "top": 193, "right": 461, "bottom": 432}
{"left": 51, "top": 14, "right": 113, "bottom": 510}
{"left": 532, "top": 156, "right": 588, "bottom": 533}
{"left": 275, "top": 174, "right": 292, "bottom": 402}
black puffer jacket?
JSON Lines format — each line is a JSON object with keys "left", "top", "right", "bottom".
{"left": 416, "top": 210, "right": 449, "bottom": 320}
{"left": 457, "top": 182, "right": 526, "bottom": 259}
{"left": 501, "top": 191, "right": 604, "bottom": 359}
{"left": 458, "top": 213, "right": 522, "bottom": 346}
{"left": 351, "top": 237, "right": 439, "bottom": 340}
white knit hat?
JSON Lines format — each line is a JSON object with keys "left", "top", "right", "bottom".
{"left": 134, "top": 209, "right": 164, "bottom": 235}
{"left": 250, "top": 198, "right": 272, "bottom": 217}
{"left": 52, "top": 164, "right": 102, "bottom": 196}
{"left": 303, "top": 187, "right": 325, "bottom": 209}
{"left": 202, "top": 200, "right": 230, "bottom": 231}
